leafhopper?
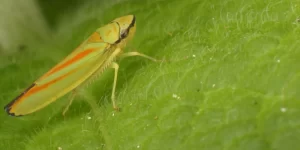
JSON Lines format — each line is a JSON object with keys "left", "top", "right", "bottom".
{"left": 4, "top": 15, "right": 159, "bottom": 116}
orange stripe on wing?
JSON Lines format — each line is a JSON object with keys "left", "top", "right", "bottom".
{"left": 42, "top": 48, "right": 97, "bottom": 79}
{"left": 8, "top": 69, "right": 77, "bottom": 112}
{"left": 27, "top": 69, "right": 77, "bottom": 98}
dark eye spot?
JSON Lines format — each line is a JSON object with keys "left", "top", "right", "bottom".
{"left": 120, "top": 30, "right": 128, "bottom": 39}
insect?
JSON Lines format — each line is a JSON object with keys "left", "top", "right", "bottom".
{"left": 4, "top": 15, "right": 159, "bottom": 117}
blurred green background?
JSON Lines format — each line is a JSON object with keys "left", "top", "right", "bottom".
{"left": 38, "top": 0, "right": 82, "bottom": 27}
{"left": 0, "top": 0, "right": 300, "bottom": 150}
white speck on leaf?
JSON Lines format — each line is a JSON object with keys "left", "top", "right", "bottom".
{"left": 137, "top": 145, "right": 140, "bottom": 148}
{"left": 212, "top": 84, "right": 216, "bottom": 88}
{"left": 172, "top": 93, "right": 181, "bottom": 100}
{"left": 277, "top": 59, "right": 280, "bottom": 63}
{"left": 112, "top": 113, "right": 115, "bottom": 117}
{"left": 57, "top": 147, "right": 62, "bottom": 150}
{"left": 281, "top": 107, "right": 287, "bottom": 112}
{"left": 87, "top": 116, "right": 92, "bottom": 120}
{"left": 192, "top": 54, "right": 196, "bottom": 58}
{"left": 172, "top": 94, "right": 177, "bottom": 98}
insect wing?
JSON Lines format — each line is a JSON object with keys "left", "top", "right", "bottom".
{"left": 5, "top": 42, "right": 111, "bottom": 116}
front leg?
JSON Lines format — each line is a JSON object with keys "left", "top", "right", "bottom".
{"left": 110, "top": 62, "right": 120, "bottom": 111}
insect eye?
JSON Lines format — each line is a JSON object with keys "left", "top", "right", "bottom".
{"left": 120, "top": 30, "right": 128, "bottom": 39}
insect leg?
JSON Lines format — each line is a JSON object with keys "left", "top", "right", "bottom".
{"left": 110, "top": 62, "right": 120, "bottom": 111}
{"left": 121, "top": 52, "right": 161, "bottom": 62}
{"left": 62, "top": 90, "right": 77, "bottom": 116}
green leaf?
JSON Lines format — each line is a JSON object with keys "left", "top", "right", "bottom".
{"left": 1, "top": 0, "right": 300, "bottom": 149}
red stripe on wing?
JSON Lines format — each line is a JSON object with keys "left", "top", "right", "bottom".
{"left": 6, "top": 68, "right": 77, "bottom": 113}
{"left": 41, "top": 48, "right": 97, "bottom": 78}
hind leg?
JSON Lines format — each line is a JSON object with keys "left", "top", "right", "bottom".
{"left": 62, "top": 90, "right": 77, "bottom": 116}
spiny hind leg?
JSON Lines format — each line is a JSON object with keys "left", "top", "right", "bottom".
{"left": 62, "top": 90, "right": 77, "bottom": 116}
{"left": 110, "top": 62, "right": 120, "bottom": 111}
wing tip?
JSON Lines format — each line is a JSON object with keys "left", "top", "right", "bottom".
{"left": 3, "top": 83, "right": 36, "bottom": 117}
{"left": 4, "top": 105, "right": 23, "bottom": 117}
{"left": 4, "top": 99, "right": 16, "bottom": 116}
